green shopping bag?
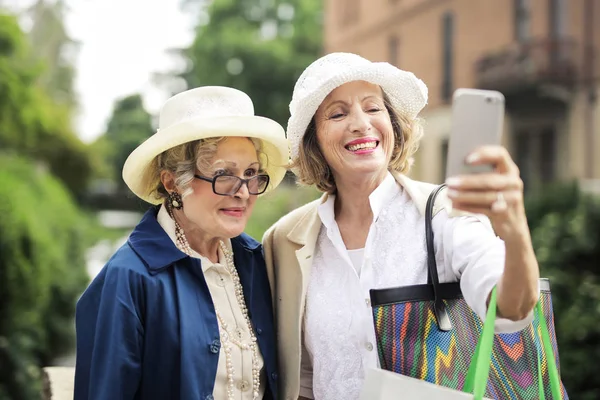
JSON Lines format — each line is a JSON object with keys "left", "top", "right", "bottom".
{"left": 361, "top": 289, "right": 564, "bottom": 400}
{"left": 465, "top": 288, "right": 563, "bottom": 400}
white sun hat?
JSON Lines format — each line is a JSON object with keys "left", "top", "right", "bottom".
{"left": 122, "top": 86, "right": 289, "bottom": 204}
{"left": 287, "top": 52, "right": 429, "bottom": 161}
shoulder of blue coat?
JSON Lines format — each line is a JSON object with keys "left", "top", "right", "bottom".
{"left": 103, "top": 241, "right": 150, "bottom": 276}
{"left": 76, "top": 242, "right": 149, "bottom": 314}
{"left": 234, "top": 232, "right": 262, "bottom": 250}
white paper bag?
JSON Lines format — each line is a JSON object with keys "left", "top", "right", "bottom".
{"left": 359, "top": 368, "right": 493, "bottom": 400}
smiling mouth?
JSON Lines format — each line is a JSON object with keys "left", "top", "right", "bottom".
{"left": 346, "top": 141, "right": 379, "bottom": 152}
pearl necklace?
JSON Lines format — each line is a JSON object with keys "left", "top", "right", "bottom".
{"left": 216, "top": 241, "right": 261, "bottom": 399}
{"left": 169, "top": 211, "right": 261, "bottom": 399}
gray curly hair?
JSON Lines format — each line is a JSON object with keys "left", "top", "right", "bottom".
{"left": 141, "top": 137, "right": 264, "bottom": 202}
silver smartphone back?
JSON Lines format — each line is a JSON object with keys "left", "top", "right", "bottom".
{"left": 445, "top": 88, "right": 505, "bottom": 179}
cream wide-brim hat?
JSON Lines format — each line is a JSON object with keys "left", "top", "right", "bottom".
{"left": 286, "top": 52, "right": 429, "bottom": 161}
{"left": 122, "top": 86, "right": 289, "bottom": 204}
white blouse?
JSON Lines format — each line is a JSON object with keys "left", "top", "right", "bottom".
{"left": 157, "top": 205, "right": 265, "bottom": 400}
{"left": 299, "top": 172, "right": 534, "bottom": 400}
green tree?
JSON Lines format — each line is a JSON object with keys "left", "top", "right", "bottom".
{"left": 0, "top": 10, "right": 94, "bottom": 400}
{"left": 0, "top": 154, "right": 90, "bottom": 400}
{"left": 91, "top": 94, "right": 153, "bottom": 188}
{"left": 0, "top": 12, "right": 91, "bottom": 196}
{"left": 174, "top": 0, "right": 322, "bottom": 127}
{"left": 526, "top": 183, "right": 600, "bottom": 400}
{"left": 27, "top": 0, "right": 78, "bottom": 108}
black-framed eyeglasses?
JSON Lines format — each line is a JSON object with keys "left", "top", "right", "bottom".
{"left": 194, "top": 174, "right": 270, "bottom": 196}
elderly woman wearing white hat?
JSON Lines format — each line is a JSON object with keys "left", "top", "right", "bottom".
{"left": 74, "top": 86, "right": 288, "bottom": 400}
{"left": 262, "top": 53, "right": 540, "bottom": 399}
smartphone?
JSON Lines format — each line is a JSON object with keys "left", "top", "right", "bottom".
{"left": 445, "top": 88, "right": 505, "bottom": 179}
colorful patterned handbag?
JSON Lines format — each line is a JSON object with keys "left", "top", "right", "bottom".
{"left": 369, "top": 184, "right": 568, "bottom": 399}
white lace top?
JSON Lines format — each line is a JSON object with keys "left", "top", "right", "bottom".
{"left": 300, "top": 173, "right": 533, "bottom": 400}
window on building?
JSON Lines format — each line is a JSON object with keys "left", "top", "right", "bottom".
{"left": 514, "top": 0, "right": 530, "bottom": 42}
{"left": 549, "top": 0, "right": 567, "bottom": 38}
{"left": 441, "top": 12, "right": 454, "bottom": 102}
{"left": 514, "top": 126, "right": 557, "bottom": 194}
{"left": 548, "top": 0, "right": 568, "bottom": 64}
{"left": 539, "top": 127, "right": 557, "bottom": 183}
{"left": 388, "top": 36, "right": 399, "bottom": 66}
{"left": 514, "top": 129, "right": 532, "bottom": 191}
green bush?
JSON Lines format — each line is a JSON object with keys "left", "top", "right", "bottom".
{"left": 0, "top": 13, "right": 92, "bottom": 198}
{"left": 526, "top": 182, "right": 600, "bottom": 400}
{"left": 0, "top": 154, "right": 90, "bottom": 400}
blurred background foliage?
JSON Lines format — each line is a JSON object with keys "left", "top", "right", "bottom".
{"left": 0, "top": 10, "right": 91, "bottom": 198}
{"left": 0, "top": 6, "right": 94, "bottom": 398}
{"left": 0, "top": 155, "right": 91, "bottom": 400}
{"left": 0, "top": 0, "right": 599, "bottom": 399}
{"left": 172, "top": 0, "right": 322, "bottom": 128}
{"left": 0, "top": 0, "right": 322, "bottom": 397}
{"left": 525, "top": 184, "right": 600, "bottom": 400}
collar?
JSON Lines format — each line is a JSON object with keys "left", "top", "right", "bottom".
{"left": 157, "top": 205, "right": 204, "bottom": 261}
{"left": 286, "top": 195, "right": 328, "bottom": 246}
{"left": 156, "top": 205, "right": 233, "bottom": 272}
{"left": 392, "top": 172, "right": 452, "bottom": 216}
{"left": 286, "top": 173, "right": 450, "bottom": 246}
{"left": 127, "top": 206, "right": 188, "bottom": 274}
{"left": 317, "top": 171, "right": 399, "bottom": 230}
{"left": 128, "top": 206, "right": 261, "bottom": 275}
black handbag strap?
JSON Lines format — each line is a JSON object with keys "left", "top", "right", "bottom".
{"left": 425, "top": 183, "right": 453, "bottom": 331}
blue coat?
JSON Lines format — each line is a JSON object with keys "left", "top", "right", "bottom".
{"left": 74, "top": 207, "right": 279, "bottom": 400}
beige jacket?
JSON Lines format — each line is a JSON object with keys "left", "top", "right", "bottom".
{"left": 262, "top": 173, "right": 452, "bottom": 400}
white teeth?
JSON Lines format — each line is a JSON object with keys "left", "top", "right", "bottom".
{"left": 347, "top": 141, "right": 377, "bottom": 151}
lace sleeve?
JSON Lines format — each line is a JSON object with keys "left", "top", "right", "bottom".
{"left": 433, "top": 210, "right": 536, "bottom": 333}
{"left": 299, "top": 330, "right": 315, "bottom": 399}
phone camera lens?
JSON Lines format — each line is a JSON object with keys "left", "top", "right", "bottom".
{"left": 485, "top": 97, "right": 492, "bottom": 103}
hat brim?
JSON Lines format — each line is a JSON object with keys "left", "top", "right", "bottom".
{"left": 287, "top": 62, "right": 428, "bottom": 161}
{"left": 122, "top": 115, "right": 289, "bottom": 204}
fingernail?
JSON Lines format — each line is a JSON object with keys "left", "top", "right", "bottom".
{"left": 445, "top": 177, "right": 461, "bottom": 187}
{"left": 447, "top": 189, "right": 458, "bottom": 198}
{"left": 465, "top": 153, "right": 480, "bottom": 164}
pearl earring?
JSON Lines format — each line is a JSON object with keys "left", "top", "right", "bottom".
{"left": 168, "top": 191, "right": 183, "bottom": 210}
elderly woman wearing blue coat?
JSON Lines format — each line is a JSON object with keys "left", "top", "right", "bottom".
{"left": 74, "top": 86, "right": 289, "bottom": 400}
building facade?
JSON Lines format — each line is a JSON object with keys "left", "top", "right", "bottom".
{"left": 323, "top": 0, "right": 600, "bottom": 193}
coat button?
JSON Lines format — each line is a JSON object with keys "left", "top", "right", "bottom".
{"left": 271, "top": 372, "right": 278, "bottom": 380}
{"left": 209, "top": 339, "right": 221, "bottom": 354}
{"left": 256, "top": 327, "right": 263, "bottom": 335}
{"left": 365, "top": 342, "right": 374, "bottom": 351}
{"left": 237, "top": 380, "right": 250, "bottom": 391}
{"left": 235, "top": 327, "right": 244, "bottom": 339}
